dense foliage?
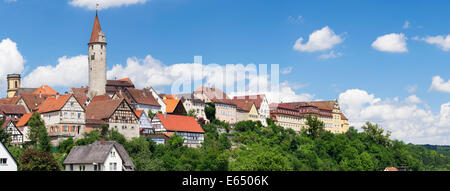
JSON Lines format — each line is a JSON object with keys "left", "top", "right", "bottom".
{"left": 2, "top": 112, "right": 449, "bottom": 171}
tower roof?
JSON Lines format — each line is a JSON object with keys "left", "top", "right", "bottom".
{"left": 89, "top": 12, "right": 103, "bottom": 43}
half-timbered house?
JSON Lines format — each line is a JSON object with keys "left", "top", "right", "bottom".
{"left": 1, "top": 118, "right": 23, "bottom": 145}
{"left": 85, "top": 98, "right": 139, "bottom": 140}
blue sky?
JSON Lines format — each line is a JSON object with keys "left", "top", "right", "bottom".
{"left": 0, "top": 0, "right": 449, "bottom": 144}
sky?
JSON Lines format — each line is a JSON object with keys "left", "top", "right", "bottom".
{"left": 0, "top": 0, "right": 449, "bottom": 144}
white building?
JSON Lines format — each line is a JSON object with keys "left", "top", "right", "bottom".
{"left": 151, "top": 113, "right": 205, "bottom": 147}
{"left": 1, "top": 118, "right": 23, "bottom": 145}
{"left": 38, "top": 94, "right": 86, "bottom": 145}
{"left": 0, "top": 141, "right": 18, "bottom": 171}
{"left": 63, "top": 141, "right": 134, "bottom": 171}
{"left": 176, "top": 93, "right": 208, "bottom": 121}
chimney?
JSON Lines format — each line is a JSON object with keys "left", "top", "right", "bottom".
{"left": 100, "top": 138, "right": 105, "bottom": 145}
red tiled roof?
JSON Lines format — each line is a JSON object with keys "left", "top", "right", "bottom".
{"left": 20, "top": 93, "right": 56, "bottom": 111}
{"left": 211, "top": 98, "right": 236, "bottom": 106}
{"left": 85, "top": 98, "right": 123, "bottom": 121}
{"left": 89, "top": 13, "right": 103, "bottom": 43}
{"left": 231, "top": 99, "right": 255, "bottom": 112}
{"left": 232, "top": 94, "right": 265, "bottom": 109}
{"left": 71, "top": 87, "right": 89, "bottom": 106}
{"left": 0, "top": 97, "right": 20, "bottom": 105}
{"left": 38, "top": 94, "right": 72, "bottom": 113}
{"left": 126, "top": 88, "right": 160, "bottom": 106}
{"left": 1, "top": 118, "right": 14, "bottom": 130}
{"left": 384, "top": 167, "right": 399, "bottom": 171}
{"left": 163, "top": 99, "right": 181, "bottom": 113}
{"left": 155, "top": 113, "right": 204, "bottom": 133}
{"left": 16, "top": 113, "right": 33, "bottom": 127}
{"left": 134, "top": 110, "right": 144, "bottom": 118}
{"left": 194, "top": 86, "right": 229, "bottom": 100}
{"left": 340, "top": 113, "right": 348, "bottom": 120}
{"left": 0, "top": 104, "right": 26, "bottom": 115}
{"left": 91, "top": 94, "right": 111, "bottom": 103}
{"left": 32, "top": 85, "right": 58, "bottom": 95}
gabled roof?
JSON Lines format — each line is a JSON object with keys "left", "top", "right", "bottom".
{"left": 307, "top": 101, "right": 336, "bottom": 111}
{"left": 91, "top": 94, "right": 110, "bottom": 102}
{"left": 20, "top": 93, "right": 55, "bottom": 111}
{"left": 92, "top": 141, "right": 135, "bottom": 170}
{"left": 231, "top": 99, "right": 256, "bottom": 112}
{"left": 0, "top": 141, "right": 18, "bottom": 167}
{"left": 37, "top": 94, "right": 73, "bottom": 114}
{"left": 0, "top": 96, "right": 21, "bottom": 105}
{"left": 71, "top": 87, "right": 89, "bottom": 107}
{"left": 16, "top": 113, "right": 33, "bottom": 127}
{"left": 134, "top": 110, "right": 144, "bottom": 118}
{"left": 89, "top": 12, "right": 103, "bottom": 43}
{"left": 32, "top": 85, "right": 58, "bottom": 95}
{"left": 163, "top": 99, "right": 181, "bottom": 113}
{"left": 1, "top": 118, "right": 14, "bottom": 129}
{"left": 126, "top": 88, "right": 160, "bottom": 107}
{"left": 155, "top": 113, "right": 204, "bottom": 133}
{"left": 232, "top": 94, "right": 266, "bottom": 109}
{"left": 0, "top": 104, "right": 26, "bottom": 115}
{"left": 85, "top": 99, "right": 124, "bottom": 122}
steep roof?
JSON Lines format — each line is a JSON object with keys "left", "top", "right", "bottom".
{"left": 37, "top": 94, "right": 72, "bottom": 113}
{"left": 91, "top": 94, "right": 110, "bottom": 102}
{"left": 85, "top": 98, "right": 123, "bottom": 122}
{"left": 232, "top": 94, "right": 265, "bottom": 109}
{"left": 0, "top": 118, "right": 14, "bottom": 129}
{"left": 20, "top": 93, "right": 55, "bottom": 111}
{"left": 163, "top": 99, "right": 181, "bottom": 113}
{"left": 0, "top": 96, "right": 21, "bottom": 105}
{"left": 89, "top": 12, "right": 103, "bottom": 43}
{"left": 71, "top": 87, "right": 89, "bottom": 107}
{"left": 126, "top": 88, "right": 160, "bottom": 107}
{"left": 307, "top": 101, "right": 336, "bottom": 111}
{"left": 16, "top": 113, "right": 33, "bottom": 127}
{"left": 0, "top": 104, "right": 26, "bottom": 115}
{"left": 92, "top": 141, "right": 135, "bottom": 170}
{"left": 32, "top": 85, "right": 58, "bottom": 95}
{"left": 134, "top": 110, "right": 144, "bottom": 118}
{"left": 155, "top": 113, "right": 204, "bottom": 133}
{"left": 232, "top": 99, "right": 255, "bottom": 112}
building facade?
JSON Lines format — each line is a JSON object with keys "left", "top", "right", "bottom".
{"left": 0, "top": 141, "right": 18, "bottom": 171}
{"left": 151, "top": 113, "right": 205, "bottom": 147}
{"left": 269, "top": 103, "right": 302, "bottom": 133}
{"left": 38, "top": 94, "right": 86, "bottom": 145}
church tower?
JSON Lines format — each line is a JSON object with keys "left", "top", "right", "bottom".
{"left": 87, "top": 10, "right": 107, "bottom": 99}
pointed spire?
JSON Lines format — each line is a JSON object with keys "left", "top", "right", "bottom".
{"left": 89, "top": 7, "right": 103, "bottom": 44}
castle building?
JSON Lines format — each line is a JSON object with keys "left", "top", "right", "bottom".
{"left": 87, "top": 11, "right": 107, "bottom": 99}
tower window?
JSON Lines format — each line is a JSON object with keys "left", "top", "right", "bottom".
{"left": 14, "top": 81, "right": 18, "bottom": 88}
{"left": 91, "top": 54, "right": 95, "bottom": 60}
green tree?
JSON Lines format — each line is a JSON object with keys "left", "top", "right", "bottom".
{"left": 0, "top": 126, "right": 12, "bottom": 146}
{"left": 361, "top": 122, "right": 391, "bottom": 147}
{"left": 19, "top": 149, "right": 61, "bottom": 171}
{"left": 108, "top": 129, "right": 126, "bottom": 145}
{"left": 100, "top": 124, "right": 109, "bottom": 138}
{"left": 57, "top": 137, "right": 74, "bottom": 154}
{"left": 148, "top": 109, "right": 154, "bottom": 119}
{"left": 27, "top": 112, "right": 47, "bottom": 149}
{"left": 205, "top": 103, "right": 216, "bottom": 122}
{"left": 304, "top": 115, "right": 326, "bottom": 139}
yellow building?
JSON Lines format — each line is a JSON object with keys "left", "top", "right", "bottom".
{"left": 269, "top": 103, "right": 302, "bottom": 133}
{"left": 7, "top": 74, "right": 21, "bottom": 98}
{"left": 281, "top": 100, "right": 350, "bottom": 133}
{"left": 233, "top": 99, "right": 260, "bottom": 122}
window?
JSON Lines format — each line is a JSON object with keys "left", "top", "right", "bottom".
{"left": 0, "top": 158, "right": 7, "bottom": 165}
{"left": 91, "top": 54, "right": 95, "bottom": 60}
{"left": 78, "top": 113, "right": 81, "bottom": 119}
{"left": 69, "top": 164, "right": 73, "bottom": 171}
{"left": 109, "top": 163, "right": 113, "bottom": 171}
{"left": 114, "top": 163, "right": 117, "bottom": 171}
{"left": 111, "top": 151, "right": 115, "bottom": 157}
{"left": 72, "top": 126, "right": 76, "bottom": 132}
{"left": 94, "top": 165, "right": 98, "bottom": 171}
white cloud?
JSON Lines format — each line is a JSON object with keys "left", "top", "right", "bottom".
{"left": 372, "top": 33, "right": 408, "bottom": 53}
{"left": 280, "top": 67, "right": 292, "bottom": 74}
{"left": 318, "top": 50, "right": 342, "bottom": 59}
{"left": 293, "top": 26, "right": 343, "bottom": 52}
{"left": 0, "top": 38, "right": 25, "bottom": 95}
{"left": 22, "top": 55, "right": 88, "bottom": 88}
{"left": 69, "top": 0, "right": 147, "bottom": 10}
{"left": 416, "top": 35, "right": 450, "bottom": 51}
{"left": 430, "top": 76, "right": 450, "bottom": 93}
{"left": 402, "top": 21, "right": 410, "bottom": 29}
{"left": 339, "top": 89, "right": 450, "bottom": 144}
{"left": 405, "top": 84, "right": 418, "bottom": 93}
